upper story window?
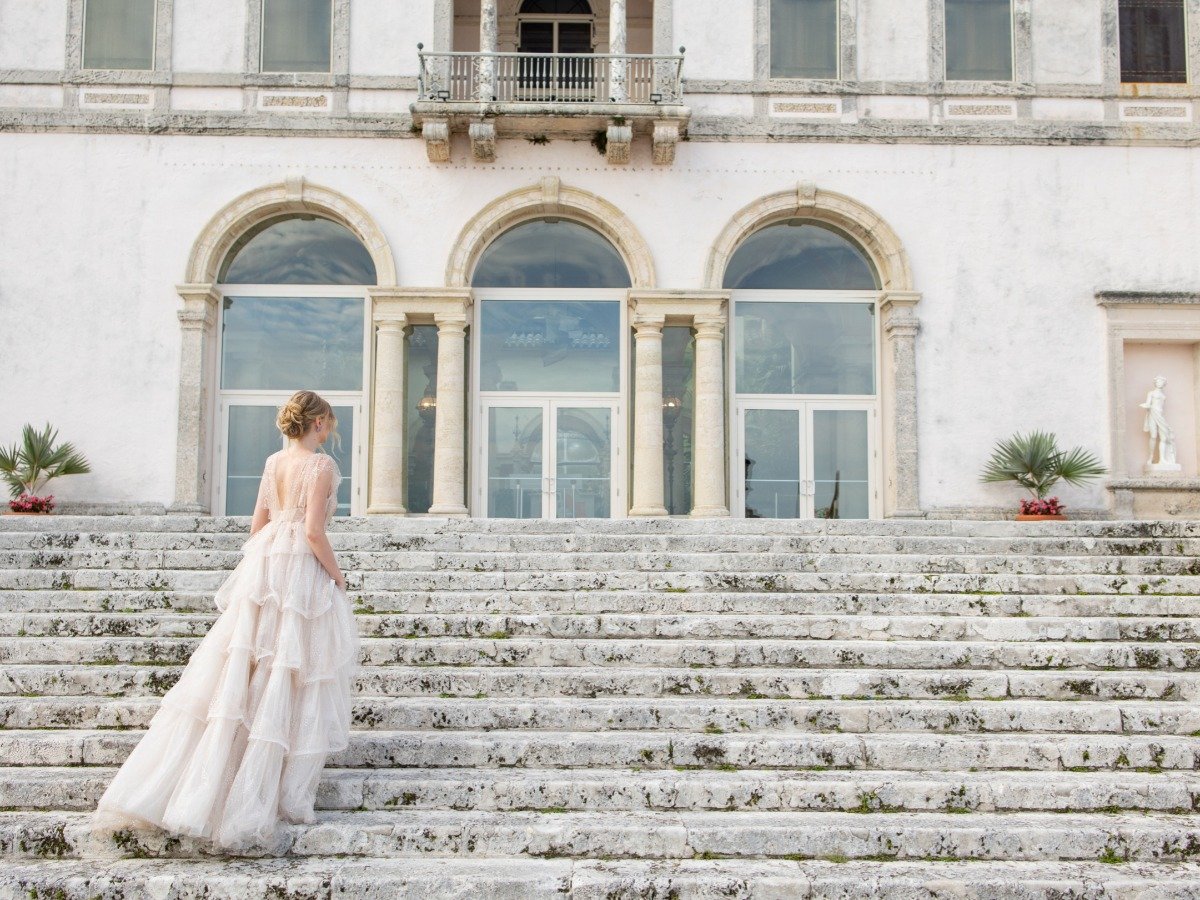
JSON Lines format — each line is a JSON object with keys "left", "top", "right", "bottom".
{"left": 770, "top": 0, "right": 839, "bottom": 79}
{"left": 944, "top": 0, "right": 1013, "bottom": 81}
{"left": 1120, "top": 0, "right": 1187, "bottom": 83}
{"left": 262, "top": 0, "right": 332, "bottom": 73}
{"left": 82, "top": 0, "right": 156, "bottom": 70}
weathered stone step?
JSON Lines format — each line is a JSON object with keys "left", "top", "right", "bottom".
{"left": 4, "top": 515, "right": 1197, "bottom": 537}
{"left": 4, "top": 611, "right": 1197, "bottom": 643}
{"left": 7, "top": 587, "right": 1198, "bottom": 619}
{"left": 5, "top": 695, "right": 1195, "bottom": 736}
{"left": 7, "top": 635, "right": 1196, "bottom": 671}
{"left": 7, "top": 548, "right": 1200, "bottom": 578}
{"left": 6, "top": 809, "right": 1200, "bottom": 862}
{"left": 5, "top": 664, "right": 1192, "bottom": 702}
{"left": 2, "top": 729, "right": 1194, "bottom": 772}
{"left": 5, "top": 568, "right": 1199, "bottom": 596}
{"left": 4, "top": 766, "right": 1198, "bottom": 814}
{"left": 5, "top": 858, "right": 1200, "bottom": 900}
{"left": 9, "top": 528, "right": 1200, "bottom": 555}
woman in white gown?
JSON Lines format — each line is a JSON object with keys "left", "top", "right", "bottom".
{"left": 93, "top": 390, "right": 359, "bottom": 849}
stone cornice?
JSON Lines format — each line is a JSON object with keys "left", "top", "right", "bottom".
{"left": 1096, "top": 291, "right": 1200, "bottom": 308}
{"left": 629, "top": 290, "right": 728, "bottom": 325}
{"left": 369, "top": 287, "right": 472, "bottom": 324}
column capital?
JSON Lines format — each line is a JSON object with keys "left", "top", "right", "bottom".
{"left": 376, "top": 314, "right": 408, "bottom": 333}
{"left": 693, "top": 315, "right": 726, "bottom": 339}
{"left": 175, "top": 283, "right": 220, "bottom": 330}
{"left": 632, "top": 313, "right": 666, "bottom": 334}
{"left": 434, "top": 312, "right": 469, "bottom": 334}
{"left": 879, "top": 290, "right": 922, "bottom": 312}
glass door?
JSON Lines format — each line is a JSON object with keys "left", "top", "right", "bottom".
{"left": 736, "top": 400, "right": 875, "bottom": 519}
{"left": 484, "top": 399, "right": 616, "bottom": 519}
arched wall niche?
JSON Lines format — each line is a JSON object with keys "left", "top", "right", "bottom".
{"left": 446, "top": 177, "right": 656, "bottom": 289}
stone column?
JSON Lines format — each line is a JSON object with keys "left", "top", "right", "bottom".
{"left": 630, "top": 315, "right": 668, "bottom": 516}
{"left": 429, "top": 312, "right": 469, "bottom": 516}
{"left": 880, "top": 292, "right": 923, "bottom": 518}
{"left": 476, "top": 0, "right": 498, "bottom": 101}
{"left": 691, "top": 315, "right": 729, "bottom": 517}
{"left": 609, "top": 0, "right": 627, "bottom": 102}
{"left": 368, "top": 315, "right": 407, "bottom": 514}
{"left": 169, "top": 284, "right": 220, "bottom": 513}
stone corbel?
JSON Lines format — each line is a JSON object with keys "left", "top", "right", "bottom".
{"left": 652, "top": 121, "right": 680, "bottom": 166}
{"left": 422, "top": 119, "right": 451, "bottom": 163}
{"left": 470, "top": 121, "right": 496, "bottom": 163}
{"left": 606, "top": 123, "right": 632, "bottom": 165}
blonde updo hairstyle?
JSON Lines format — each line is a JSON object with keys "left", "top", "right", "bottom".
{"left": 277, "top": 390, "right": 339, "bottom": 450}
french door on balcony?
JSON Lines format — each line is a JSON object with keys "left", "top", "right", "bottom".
{"left": 735, "top": 400, "right": 877, "bottom": 520}
{"left": 517, "top": 18, "right": 595, "bottom": 99}
{"left": 482, "top": 398, "right": 620, "bottom": 519}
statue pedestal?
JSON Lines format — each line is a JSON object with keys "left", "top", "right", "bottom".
{"left": 1145, "top": 462, "right": 1183, "bottom": 476}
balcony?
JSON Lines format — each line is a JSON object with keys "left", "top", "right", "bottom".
{"left": 411, "top": 49, "right": 689, "bottom": 165}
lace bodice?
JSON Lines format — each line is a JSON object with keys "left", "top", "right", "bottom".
{"left": 257, "top": 451, "right": 341, "bottom": 524}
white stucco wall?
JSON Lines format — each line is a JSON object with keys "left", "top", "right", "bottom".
{"left": 173, "top": 0, "right": 246, "bottom": 73}
{"left": 0, "top": 0, "right": 67, "bottom": 70}
{"left": 856, "top": 0, "right": 930, "bottom": 83}
{"left": 351, "top": 0, "right": 435, "bottom": 76}
{"left": 1, "top": 133, "right": 1196, "bottom": 512}
{"left": 674, "top": 0, "right": 754, "bottom": 81}
{"left": 1032, "top": 0, "right": 1104, "bottom": 84}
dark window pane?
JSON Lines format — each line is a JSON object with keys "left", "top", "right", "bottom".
{"left": 519, "top": 0, "right": 593, "bottom": 13}
{"left": 221, "top": 296, "right": 364, "bottom": 391}
{"left": 945, "top": 0, "right": 1013, "bottom": 81}
{"left": 1120, "top": 0, "right": 1187, "bottom": 83}
{"left": 220, "top": 216, "right": 377, "bottom": 285}
{"left": 405, "top": 325, "right": 439, "bottom": 514}
{"left": 771, "top": 0, "right": 839, "bottom": 79}
{"left": 723, "top": 221, "right": 878, "bottom": 290}
{"left": 472, "top": 219, "right": 631, "bottom": 288}
{"left": 662, "top": 327, "right": 695, "bottom": 516}
{"left": 262, "top": 0, "right": 332, "bottom": 73}
{"left": 83, "top": 0, "right": 155, "bottom": 70}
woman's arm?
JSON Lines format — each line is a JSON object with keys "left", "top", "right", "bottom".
{"left": 250, "top": 468, "right": 272, "bottom": 535}
{"left": 304, "top": 464, "right": 345, "bottom": 589}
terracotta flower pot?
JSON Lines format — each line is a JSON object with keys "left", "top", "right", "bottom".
{"left": 1015, "top": 514, "right": 1067, "bottom": 521}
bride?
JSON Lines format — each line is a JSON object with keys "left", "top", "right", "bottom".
{"left": 93, "top": 390, "right": 359, "bottom": 849}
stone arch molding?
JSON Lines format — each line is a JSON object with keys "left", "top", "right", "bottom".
{"left": 703, "top": 182, "right": 913, "bottom": 293}
{"left": 186, "top": 175, "right": 398, "bottom": 286}
{"left": 446, "top": 177, "right": 656, "bottom": 289}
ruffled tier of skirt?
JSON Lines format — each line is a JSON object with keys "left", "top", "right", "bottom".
{"left": 93, "top": 520, "right": 359, "bottom": 850}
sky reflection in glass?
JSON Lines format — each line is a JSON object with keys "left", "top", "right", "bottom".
{"left": 736, "top": 301, "right": 875, "bottom": 395}
{"left": 480, "top": 300, "right": 621, "bottom": 393}
{"left": 220, "top": 216, "right": 377, "bottom": 285}
{"left": 724, "top": 222, "right": 878, "bottom": 290}
{"left": 221, "top": 296, "right": 364, "bottom": 391}
{"left": 472, "top": 220, "right": 631, "bottom": 288}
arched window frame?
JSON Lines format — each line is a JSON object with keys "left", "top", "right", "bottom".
{"left": 725, "top": 219, "right": 885, "bottom": 521}
{"left": 212, "top": 212, "right": 375, "bottom": 517}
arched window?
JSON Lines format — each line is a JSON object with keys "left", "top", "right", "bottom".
{"left": 728, "top": 219, "right": 879, "bottom": 521}
{"left": 220, "top": 215, "right": 377, "bottom": 285}
{"left": 472, "top": 218, "right": 631, "bottom": 289}
{"left": 723, "top": 220, "right": 878, "bottom": 290}
{"left": 471, "top": 217, "right": 629, "bottom": 521}
{"left": 216, "top": 214, "right": 373, "bottom": 516}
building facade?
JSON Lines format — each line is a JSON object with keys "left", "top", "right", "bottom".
{"left": 1, "top": 0, "right": 1199, "bottom": 520}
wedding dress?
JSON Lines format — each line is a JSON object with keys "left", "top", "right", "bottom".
{"left": 93, "top": 450, "right": 359, "bottom": 849}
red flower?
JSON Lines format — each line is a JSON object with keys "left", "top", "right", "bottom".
{"left": 9, "top": 493, "right": 55, "bottom": 513}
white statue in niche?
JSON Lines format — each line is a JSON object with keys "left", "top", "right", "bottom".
{"left": 1139, "top": 375, "right": 1181, "bottom": 473}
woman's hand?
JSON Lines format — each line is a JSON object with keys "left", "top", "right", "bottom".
{"left": 334, "top": 573, "right": 347, "bottom": 592}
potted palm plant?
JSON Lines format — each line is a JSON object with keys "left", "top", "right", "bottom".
{"left": 980, "top": 430, "right": 1106, "bottom": 520}
{"left": 0, "top": 424, "right": 91, "bottom": 515}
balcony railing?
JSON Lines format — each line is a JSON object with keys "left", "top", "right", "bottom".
{"left": 417, "top": 50, "right": 685, "bottom": 106}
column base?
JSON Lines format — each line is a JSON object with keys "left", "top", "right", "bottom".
{"left": 429, "top": 504, "right": 469, "bottom": 517}
{"left": 628, "top": 506, "right": 669, "bottom": 517}
{"left": 366, "top": 504, "right": 409, "bottom": 515}
{"left": 689, "top": 505, "right": 730, "bottom": 518}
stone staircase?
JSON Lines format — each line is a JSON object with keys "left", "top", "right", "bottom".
{"left": 1, "top": 515, "right": 1199, "bottom": 898}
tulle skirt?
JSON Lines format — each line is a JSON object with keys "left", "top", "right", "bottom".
{"left": 92, "top": 520, "right": 359, "bottom": 850}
